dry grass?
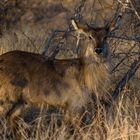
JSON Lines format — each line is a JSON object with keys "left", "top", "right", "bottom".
{"left": 0, "top": 87, "right": 139, "bottom": 140}
{"left": 0, "top": 0, "right": 140, "bottom": 140}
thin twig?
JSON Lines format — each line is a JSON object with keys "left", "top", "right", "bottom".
{"left": 20, "top": 31, "right": 39, "bottom": 52}
{"left": 111, "top": 45, "right": 136, "bottom": 73}
{"left": 129, "top": 0, "right": 140, "bottom": 21}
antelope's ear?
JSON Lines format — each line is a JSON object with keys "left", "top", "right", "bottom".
{"left": 71, "top": 20, "right": 88, "bottom": 33}
{"left": 105, "top": 13, "right": 122, "bottom": 33}
{"left": 71, "top": 20, "right": 90, "bottom": 47}
{"left": 71, "top": 19, "right": 79, "bottom": 30}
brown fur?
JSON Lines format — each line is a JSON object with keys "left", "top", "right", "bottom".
{"left": 0, "top": 24, "right": 111, "bottom": 138}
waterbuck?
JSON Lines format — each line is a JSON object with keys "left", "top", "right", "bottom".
{"left": 0, "top": 20, "right": 115, "bottom": 138}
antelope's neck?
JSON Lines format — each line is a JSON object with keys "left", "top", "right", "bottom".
{"left": 80, "top": 60, "right": 110, "bottom": 99}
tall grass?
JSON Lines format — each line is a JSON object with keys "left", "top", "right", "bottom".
{"left": 0, "top": 86, "right": 139, "bottom": 140}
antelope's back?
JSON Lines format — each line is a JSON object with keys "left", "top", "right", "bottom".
{"left": 0, "top": 51, "right": 48, "bottom": 102}
{"left": 0, "top": 51, "right": 81, "bottom": 111}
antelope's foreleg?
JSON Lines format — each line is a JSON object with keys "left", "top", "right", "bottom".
{"left": 6, "top": 98, "right": 25, "bottom": 140}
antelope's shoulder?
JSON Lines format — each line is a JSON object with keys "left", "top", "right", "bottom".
{"left": 54, "top": 58, "right": 81, "bottom": 77}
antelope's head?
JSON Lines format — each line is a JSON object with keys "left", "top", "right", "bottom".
{"left": 72, "top": 19, "right": 118, "bottom": 66}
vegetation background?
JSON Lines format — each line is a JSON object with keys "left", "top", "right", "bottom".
{"left": 0, "top": 0, "right": 140, "bottom": 139}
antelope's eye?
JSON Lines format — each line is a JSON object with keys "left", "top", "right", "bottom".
{"left": 89, "top": 36, "right": 92, "bottom": 40}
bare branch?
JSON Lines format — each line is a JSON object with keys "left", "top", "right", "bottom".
{"left": 49, "top": 29, "right": 70, "bottom": 59}
{"left": 41, "top": 30, "right": 65, "bottom": 56}
{"left": 117, "top": 0, "right": 140, "bottom": 21}
{"left": 74, "top": 0, "right": 86, "bottom": 22}
{"left": 112, "top": 59, "right": 140, "bottom": 100}
{"left": 42, "top": 0, "right": 86, "bottom": 58}
{"left": 108, "top": 35, "right": 140, "bottom": 42}
{"left": 105, "top": 58, "right": 140, "bottom": 109}
{"left": 111, "top": 45, "right": 137, "bottom": 73}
